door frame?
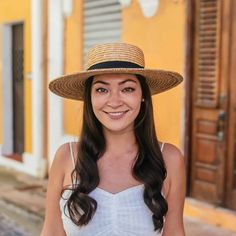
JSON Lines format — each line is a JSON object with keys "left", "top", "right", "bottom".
{"left": 225, "top": 0, "right": 236, "bottom": 210}
{"left": 184, "top": 0, "right": 194, "bottom": 196}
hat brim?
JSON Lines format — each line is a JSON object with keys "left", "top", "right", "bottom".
{"left": 49, "top": 68, "right": 183, "bottom": 101}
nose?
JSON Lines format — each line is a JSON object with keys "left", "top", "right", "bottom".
{"left": 107, "top": 91, "right": 123, "bottom": 108}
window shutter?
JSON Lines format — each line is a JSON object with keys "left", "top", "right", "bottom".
{"left": 83, "top": 0, "right": 121, "bottom": 65}
{"left": 194, "top": 0, "right": 221, "bottom": 108}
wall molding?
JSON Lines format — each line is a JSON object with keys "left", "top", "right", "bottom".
{"left": 1, "top": 24, "right": 14, "bottom": 155}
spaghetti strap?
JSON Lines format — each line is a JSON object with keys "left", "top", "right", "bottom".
{"left": 69, "top": 142, "right": 75, "bottom": 168}
{"left": 161, "top": 142, "right": 165, "bottom": 152}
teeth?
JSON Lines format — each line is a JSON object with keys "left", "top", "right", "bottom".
{"left": 108, "top": 112, "right": 125, "bottom": 116}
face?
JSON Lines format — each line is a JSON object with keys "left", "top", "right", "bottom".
{"left": 91, "top": 73, "right": 143, "bottom": 134}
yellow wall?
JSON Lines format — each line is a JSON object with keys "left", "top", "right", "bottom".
{"left": 0, "top": 0, "right": 32, "bottom": 152}
{"left": 122, "top": 1, "right": 185, "bottom": 147}
{"left": 63, "top": 0, "right": 84, "bottom": 136}
{"left": 63, "top": 0, "right": 186, "bottom": 147}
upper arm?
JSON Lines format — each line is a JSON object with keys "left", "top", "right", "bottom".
{"left": 162, "top": 143, "right": 186, "bottom": 236}
{"left": 40, "top": 143, "right": 70, "bottom": 236}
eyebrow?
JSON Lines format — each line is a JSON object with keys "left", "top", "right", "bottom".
{"left": 92, "top": 79, "right": 137, "bottom": 86}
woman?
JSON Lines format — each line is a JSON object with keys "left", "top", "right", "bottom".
{"left": 41, "top": 42, "right": 186, "bottom": 236}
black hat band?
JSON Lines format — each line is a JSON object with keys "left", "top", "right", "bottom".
{"left": 88, "top": 61, "right": 144, "bottom": 70}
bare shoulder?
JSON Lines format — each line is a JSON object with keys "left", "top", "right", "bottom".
{"left": 49, "top": 143, "right": 73, "bottom": 180}
{"left": 51, "top": 143, "right": 70, "bottom": 169}
{"left": 162, "top": 143, "right": 185, "bottom": 172}
{"left": 70, "top": 141, "right": 79, "bottom": 156}
{"left": 52, "top": 142, "right": 80, "bottom": 186}
{"left": 161, "top": 143, "right": 186, "bottom": 197}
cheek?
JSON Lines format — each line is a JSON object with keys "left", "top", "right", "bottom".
{"left": 134, "top": 101, "right": 142, "bottom": 114}
{"left": 130, "top": 91, "right": 142, "bottom": 109}
{"left": 91, "top": 94, "right": 105, "bottom": 113}
{"left": 126, "top": 97, "right": 142, "bottom": 115}
{"left": 134, "top": 97, "right": 142, "bottom": 114}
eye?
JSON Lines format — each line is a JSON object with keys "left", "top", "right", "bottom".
{"left": 122, "top": 87, "right": 135, "bottom": 93}
{"left": 95, "top": 87, "right": 108, "bottom": 93}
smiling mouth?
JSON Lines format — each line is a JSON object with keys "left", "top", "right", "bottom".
{"left": 103, "top": 110, "right": 129, "bottom": 119}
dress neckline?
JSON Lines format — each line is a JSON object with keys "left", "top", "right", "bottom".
{"left": 63, "top": 183, "right": 145, "bottom": 198}
{"left": 94, "top": 183, "right": 144, "bottom": 197}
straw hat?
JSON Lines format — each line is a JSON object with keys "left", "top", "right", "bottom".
{"left": 49, "top": 42, "right": 183, "bottom": 100}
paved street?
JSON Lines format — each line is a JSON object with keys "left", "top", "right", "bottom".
{"left": 184, "top": 216, "right": 236, "bottom": 236}
{"left": 0, "top": 199, "right": 43, "bottom": 236}
{"left": 0, "top": 213, "right": 29, "bottom": 236}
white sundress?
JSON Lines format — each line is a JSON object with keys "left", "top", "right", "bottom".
{"left": 60, "top": 142, "right": 165, "bottom": 236}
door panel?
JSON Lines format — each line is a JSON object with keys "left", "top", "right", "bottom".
{"left": 12, "top": 24, "right": 24, "bottom": 155}
{"left": 194, "top": 0, "right": 221, "bottom": 108}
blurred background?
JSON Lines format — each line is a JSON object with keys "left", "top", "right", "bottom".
{"left": 0, "top": 0, "right": 235, "bottom": 235}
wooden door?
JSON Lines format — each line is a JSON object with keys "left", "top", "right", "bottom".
{"left": 189, "top": 0, "right": 236, "bottom": 209}
{"left": 226, "top": 0, "right": 236, "bottom": 210}
{"left": 190, "top": 0, "right": 227, "bottom": 205}
{"left": 12, "top": 23, "right": 24, "bottom": 155}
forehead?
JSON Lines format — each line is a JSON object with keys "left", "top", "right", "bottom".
{"left": 93, "top": 73, "right": 138, "bottom": 83}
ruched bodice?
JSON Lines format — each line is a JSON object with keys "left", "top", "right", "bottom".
{"left": 60, "top": 184, "right": 162, "bottom": 236}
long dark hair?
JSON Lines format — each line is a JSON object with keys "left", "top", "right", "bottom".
{"left": 64, "top": 74, "right": 168, "bottom": 232}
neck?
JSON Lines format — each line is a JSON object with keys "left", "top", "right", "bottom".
{"left": 103, "top": 129, "right": 138, "bottom": 156}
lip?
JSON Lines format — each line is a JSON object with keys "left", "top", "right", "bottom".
{"left": 103, "top": 110, "right": 129, "bottom": 120}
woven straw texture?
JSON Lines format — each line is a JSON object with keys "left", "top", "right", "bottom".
{"left": 85, "top": 43, "right": 145, "bottom": 69}
{"left": 49, "top": 42, "right": 183, "bottom": 101}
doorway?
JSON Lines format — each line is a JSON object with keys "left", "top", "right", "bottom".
{"left": 1, "top": 22, "right": 24, "bottom": 160}
{"left": 12, "top": 23, "right": 24, "bottom": 156}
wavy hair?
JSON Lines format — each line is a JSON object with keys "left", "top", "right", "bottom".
{"left": 63, "top": 74, "right": 168, "bottom": 232}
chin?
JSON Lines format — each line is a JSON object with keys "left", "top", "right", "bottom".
{"left": 103, "top": 124, "right": 134, "bottom": 134}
